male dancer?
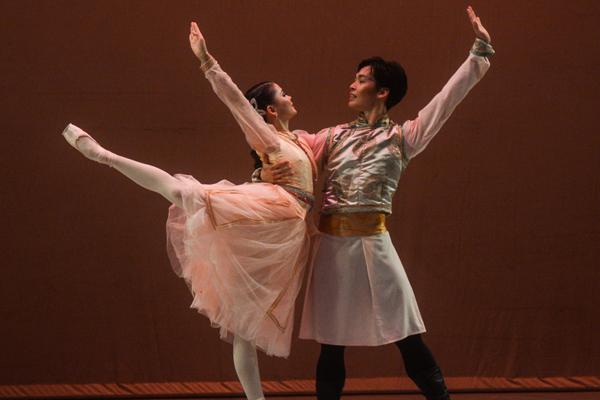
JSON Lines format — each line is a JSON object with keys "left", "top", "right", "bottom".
{"left": 258, "top": 7, "right": 494, "bottom": 400}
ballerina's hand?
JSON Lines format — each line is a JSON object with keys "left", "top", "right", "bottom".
{"left": 189, "top": 21, "right": 209, "bottom": 61}
{"left": 467, "top": 6, "right": 491, "bottom": 43}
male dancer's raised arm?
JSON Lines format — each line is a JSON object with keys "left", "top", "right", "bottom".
{"left": 260, "top": 7, "right": 493, "bottom": 183}
{"left": 401, "top": 6, "right": 494, "bottom": 158}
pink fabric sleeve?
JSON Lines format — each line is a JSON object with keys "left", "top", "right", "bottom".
{"left": 201, "top": 57, "right": 280, "bottom": 154}
{"left": 295, "top": 128, "right": 329, "bottom": 169}
{"left": 401, "top": 54, "right": 490, "bottom": 159}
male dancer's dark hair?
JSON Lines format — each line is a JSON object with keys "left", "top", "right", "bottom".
{"left": 357, "top": 57, "right": 408, "bottom": 110}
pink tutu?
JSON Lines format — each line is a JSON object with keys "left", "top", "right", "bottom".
{"left": 165, "top": 174, "right": 310, "bottom": 357}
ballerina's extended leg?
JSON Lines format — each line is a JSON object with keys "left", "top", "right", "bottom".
{"left": 233, "top": 335, "right": 265, "bottom": 400}
{"left": 62, "top": 123, "right": 184, "bottom": 208}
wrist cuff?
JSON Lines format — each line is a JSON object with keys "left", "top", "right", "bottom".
{"left": 470, "top": 38, "right": 495, "bottom": 57}
{"left": 199, "top": 55, "right": 217, "bottom": 73}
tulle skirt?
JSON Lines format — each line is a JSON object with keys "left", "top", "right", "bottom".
{"left": 165, "top": 174, "right": 310, "bottom": 358}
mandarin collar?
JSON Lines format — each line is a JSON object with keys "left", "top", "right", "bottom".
{"left": 349, "top": 112, "right": 393, "bottom": 129}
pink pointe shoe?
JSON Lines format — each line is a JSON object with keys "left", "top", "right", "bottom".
{"left": 62, "top": 123, "right": 97, "bottom": 149}
{"left": 62, "top": 123, "right": 112, "bottom": 165}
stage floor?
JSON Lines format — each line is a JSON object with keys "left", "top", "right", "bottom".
{"left": 185, "top": 393, "right": 600, "bottom": 400}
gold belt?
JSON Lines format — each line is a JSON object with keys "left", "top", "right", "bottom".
{"left": 319, "top": 212, "right": 387, "bottom": 237}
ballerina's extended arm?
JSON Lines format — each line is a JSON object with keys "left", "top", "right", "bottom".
{"left": 189, "top": 22, "right": 280, "bottom": 155}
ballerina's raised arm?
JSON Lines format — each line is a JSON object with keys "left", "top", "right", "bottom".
{"left": 189, "top": 22, "right": 280, "bottom": 154}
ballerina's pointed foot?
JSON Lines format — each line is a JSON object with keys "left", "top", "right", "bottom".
{"left": 62, "top": 123, "right": 92, "bottom": 148}
{"left": 62, "top": 123, "right": 113, "bottom": 166}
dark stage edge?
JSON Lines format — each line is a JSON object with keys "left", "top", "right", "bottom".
{"left": 49, "top": 393, "right": 600, "bottom": 400}
{"left": 2, "top": 378, "right": 600, "bottom": 399}
{"left": 165, "top": 393, "right": 600, "bottom": 400}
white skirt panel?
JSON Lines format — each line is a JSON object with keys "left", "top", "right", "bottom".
{"left": 299, "top": 231, "right": 426, "bottom": 346}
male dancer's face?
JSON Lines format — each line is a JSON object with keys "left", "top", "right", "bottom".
{"left": 348, "top": 66, "right": 384, "bottom": 112}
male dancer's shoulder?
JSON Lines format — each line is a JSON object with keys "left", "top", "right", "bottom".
{"left": 317, "top": 123, "right": 356, "bottom": 160}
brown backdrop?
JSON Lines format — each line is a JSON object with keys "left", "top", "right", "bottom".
{"left": 1, "top": 0, "right": 599, "bottom": 398}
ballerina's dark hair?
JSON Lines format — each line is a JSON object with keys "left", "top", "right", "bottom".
{"left": 244, "top": 81, "right": 277, "bottom": 169}
{"left": 357, "top": 57, "right": 407, "bottom": 110}
{"left": 244, "top": 81, "right": 277, "bottom": 122}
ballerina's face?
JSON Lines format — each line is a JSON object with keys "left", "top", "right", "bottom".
{"left": 268, "top": 83, "right": 297, "bottom": 121}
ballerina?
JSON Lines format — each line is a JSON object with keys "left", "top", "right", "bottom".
{"left": 62, "top": 21, "right": 318, "bottom": 400}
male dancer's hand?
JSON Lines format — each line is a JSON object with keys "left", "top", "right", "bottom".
{"left": 261, "top": 161, "right": 293, "bottom": 185}
{"left": 467, "top": 6, "right": 491, "bottom": 43}
{"left": 189, "top": 21, "right": 210, "bottom": 63}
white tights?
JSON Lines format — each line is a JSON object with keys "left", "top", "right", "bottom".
{"left": 69, "top": 130, "right": 265, "bottom": 400}
{"left": 233, "top": 335, "right": 265, "bottom": 400}
{"left": 73, "top": 135, "right": 184, "bottom": 208}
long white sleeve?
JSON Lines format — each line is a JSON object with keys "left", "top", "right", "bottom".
{"left": 402, "top": 53, "right": 490, "bottom": 159}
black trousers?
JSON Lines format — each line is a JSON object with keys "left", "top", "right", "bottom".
{"left": 316, "top": 334, "right": 450, "bottom": 400}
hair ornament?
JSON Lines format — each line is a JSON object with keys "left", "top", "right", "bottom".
{"left": 250, "top": 98, "right": 266, "bottom": 116}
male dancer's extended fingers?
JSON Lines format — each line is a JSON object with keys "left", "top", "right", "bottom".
{"left": 192, "top": 22, "right": 200, "bottom": 34}
{"left": 467, "top": 6, "right": 476, "bottom": 22}
{"left": 280, "top": 169, "right": 292, "bottom": 177}
{"left": 273, "top": 163, "right": 290, "bottom": 174}
{"left": 277, "top": 170, "right": 291, "bottom": 178}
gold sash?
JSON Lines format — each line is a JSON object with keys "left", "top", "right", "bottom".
{"left": 319, "top": 212, "right": 387, "bottom": 237}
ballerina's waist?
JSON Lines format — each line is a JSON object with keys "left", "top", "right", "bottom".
{"left": 279, "top": 184, "right": 315, "bottom": 210}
